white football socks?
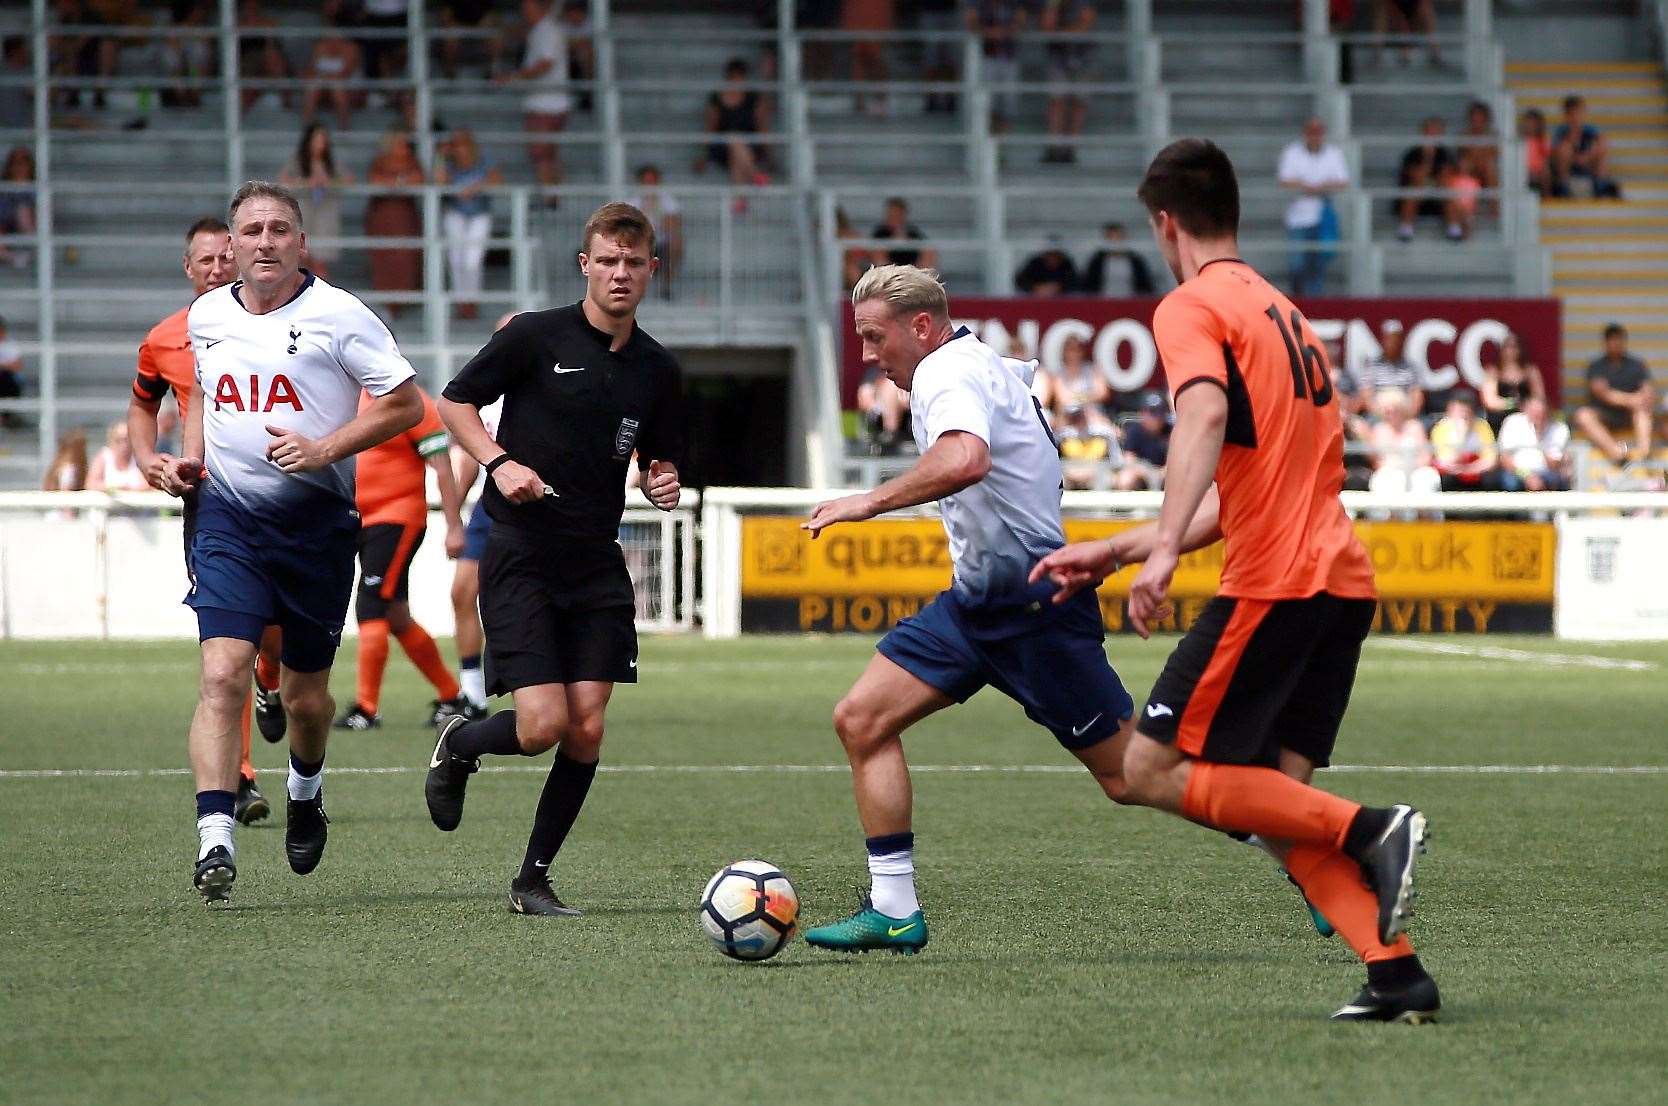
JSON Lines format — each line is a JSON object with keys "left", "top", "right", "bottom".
{"left": 288, "top": 762, "right": 322, "bottom": 801}
{"left": 197, "top": 814, "right": 234, "bottom": 861}
{"left": 460, "top": 666, "right": 487, "bottom": 708}
{"left": 867, "top": 847, "right": 920, "bottom": 918}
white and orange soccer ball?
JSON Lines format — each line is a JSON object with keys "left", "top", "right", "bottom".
{"left": 700, "top": 861, "right": 799, "bottom": 961}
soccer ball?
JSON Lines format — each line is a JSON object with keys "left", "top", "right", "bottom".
{"left": 700, "top": 860, "right": 799, "bottom": 961}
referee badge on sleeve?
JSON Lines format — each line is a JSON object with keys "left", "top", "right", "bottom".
{"left": 613, "top": 417, "right": 641, "bottom": 460}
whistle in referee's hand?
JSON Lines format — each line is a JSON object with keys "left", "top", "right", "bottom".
{"left": 541, "top": 484, "right": 558, "bottom": 497}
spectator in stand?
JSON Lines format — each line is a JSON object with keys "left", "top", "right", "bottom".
{"left": 1461, "top": 100, "right": 1499, "bottom": 202}
{"left": 1552, "top": 95, "right": 1620, "bottom": 199}
{"left": 1081, "top": 222, "right": 1155, "bottom": 296}
{"left": 1396, "top": 116, "right": 1461, "bottom": 242}
{"left": 1014, "top": 235, "right": 1080, "bottom": 296}
{"left": 86, "top": 420, "right": 150, "bottom": 492}
{"left": 871, "top": 197, "right": 937, "bottom": 269}
{"left": 1573, "top": 322, "right": 1657, "bottom": 463}
{"left": 1058, "top": 404, "right": 1119, "bottom": 490}
{"left": 560, "top": 1, "right": 594, "bottom": 112}
{"left": 1479, "top": 331, "right": 1545, "bottom": 433}
{"left": 161, "top": 0, "right": 212, "bottom": 110}
{"left": 629, "top": 164, "right": 683, "bottom": 301}
{"left": 301, "top": 7, "right": 363, "bottom": 131}
{"left": 365, "top": 129, "right": 425, "bottom": 318}
{"left": 0, "top": 313, "right": 22, "bottom": 427}
{"left": 843, "top": 0, "right": 894, "bottom": 118}
{"left": 497, "top": 0, "right": 572, "bottom": 202}
{"left": 1498, "top": 398, "right": 1571, "bottom": 491}
{"left": 1365, "top": 389, "right": 1440, "bottom": 495}
{"left": 1373, "top": 0, "right": 1438, "bottom": 66}
{"left": 1358, "top": 318, "right": 1422, "bottom": 414}
{"left": 358, "top": 0, "right": 411, "bottom": 95}
{"left": 436, "top": 0, "right": 502, "bottom": 80}
{"left": 42, "top": 429, "right": 87, "bottom": 492}
{"left": 280, "top": 123, "right": 350, "bottom": 278}
{"left": 1518, "top": 108, "right": 1552, "bottom": 197}
{"left": 435, "top": 127, "right": 502, "bottom": 321}
{"left": 1439, "top": 158, "right": 1480, "bottom": 242}
{"left": 1114, "top": 391, "right": 1170, "bottom": 490}
{"left": 237, "top": 0, "right": 293, "bottom": 112}
{"left": 1430, "top": 393, "right": 1501, "bottom": 491}
{"left": 0, "top": 38, "right": 33, "bottom": 131}
{"left": 1278, "top": 117, "right": 1349, "bottom": 296}
{"left": 1039, "top": 0, "right": 1095, "bottom": 164}
{"left": 965, "top": 0, "right": 1025, "bottom": 134}
{"left": 834, "top": 207, "right": 870, "bottom": 290}
{"left": 1048, "top": 334, "right": 1113, "bottom": 434}
{"left": 702, "top": 58, "right": 771, "bottom": 194}
{"left": 0, "top": 146, "right": 36, "bottom": 270}
{"left": 856, "top": 365, "right": 908, "bottom": 455}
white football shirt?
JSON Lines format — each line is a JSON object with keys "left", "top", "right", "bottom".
{"left": 910, "top": 328, "right": 1065, "bottom": 606}
{"left": 522, "top": 15, "right": 572, "bottom": 115}
{"left": 189, "top": 272, "right": 415, "bottom": 518}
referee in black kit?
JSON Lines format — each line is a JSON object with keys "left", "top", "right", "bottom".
{"left": 428, "top": 202, "right": 685, "bottom": 917}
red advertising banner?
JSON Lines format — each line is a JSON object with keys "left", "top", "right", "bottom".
{"left": 840, "top": 297, "right": 1563, "bottom": 409}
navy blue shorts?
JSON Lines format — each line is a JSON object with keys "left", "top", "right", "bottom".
{"left": 877, "top": 585, "right": 1132, "bottom": 749}
{"left": 461, "top": 501, "right": 491, "bottom": 562}
{"left": 185, "top": 490, "right": 358, "bottom": 673}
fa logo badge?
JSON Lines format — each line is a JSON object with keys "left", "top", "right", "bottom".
{"left": 613, "top": 417, "right": 640, "bottom": 460}
{"left": 287, "top": 326, "right": 301, "bottom": 355}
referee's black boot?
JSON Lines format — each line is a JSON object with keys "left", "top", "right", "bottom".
{"left": 425, "top": 715, "right": 478, "bottom": 832}
{"left": 285, "top": 790, "right": 329, "bottom": 875}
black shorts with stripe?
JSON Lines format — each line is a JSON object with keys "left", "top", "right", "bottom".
{"left": 1137, "top": 592, "right": 1374, "bottom": 769}
{"left": 355, "top": 521, "right": 425, "bottom": 622}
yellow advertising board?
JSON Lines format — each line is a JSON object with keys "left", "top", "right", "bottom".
{"left": 741, "top": 516, "right": 1555, "bottom": 602}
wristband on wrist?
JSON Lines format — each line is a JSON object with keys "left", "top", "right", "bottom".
{"left": 484, "top": 453, "right": 512, "bottom": 476}
{"left": 1106, "top": 538, "right": 1122, "bottom": 575}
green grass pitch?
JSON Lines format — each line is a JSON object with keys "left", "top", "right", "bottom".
{"left": 2, "top": 633, "right": 1665, "bottom": 1105}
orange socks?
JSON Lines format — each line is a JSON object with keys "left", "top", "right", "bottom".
{"left": 357, "top": 619, "right": 391, "bottom": 715}
{"left": 238, "top": 688, "right": 256, "bottom": 783}
{"left": 1182, "top": 761, "right": 1361, "bottom": 850}
{"left": 396, "top": 623, "right": 461, "bottom": 701}
{"left": 255, "top": 644, "right": 280, "bottom": 693}
{"left": 1286, "top": 843, "right": 1414, "bottom": 963}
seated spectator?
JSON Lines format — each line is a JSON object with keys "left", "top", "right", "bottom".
{"left": 436, "top": 0, "right": 502, "bottom": 79}
{"left": 1552, "top": 95, "right": 1620, "bottom": 199}
{"left": 1081, "top": 222, "right": 1155, "bottom": 296}
{"left": 1461, "top": 101, "right": 1499, "bottom": 195}
{"left": 42, "top": 429, "right": 87, "bottom": 492}
{"left": 1373, "top": 0, "right": 1438, "bottom": 66}
{"left": 842, "top": 0, "right": 893, "bottom": 118}
{"left": 561, "top": 1, "right": 595, "bottom": 113}
{"left": 966, "top": 0, "right": 1025, "bottom": 134}
{"left": 1040, "top": 0, "right": 1096, "bottom": 164}
{"left": 0, "top": 146, "right": 36, "bottom": 269}
{"left": 871, "top": 197, "right": 937, "bottom": 270}
{"left": 435, "top": 127, "right": 502, "bottom": 320}
{"left": 0, "top": 37, "right": 32, "bottom": 131}
{"left": 702, "top": 58, "right": 770, "bottom": 192}
{"left": 86, "top": 420, "right": 149, "bottom": 492}
{"left": 302, "top": 5, "right": 364, "bottom": 131}
{"left": 237, "top": 0, "right": 294, "bottom": 112}
{"left": 1365, "top": 389, "right": 1440, "bottom": 495}
{"left": 1396, "top": 116, "right": 1461, "bottom": 242}
{"left": 1014, "top": 235, "right": 1079, "bottom": 297}
{"left": 161, "top": 0, "right": 212, "bottom": 110}
{"left": 497, "top": 0, "right": 572, "bottom": 200}
{"left": 1278, "top": 117, "right": 1349, "bottom": 296}
{"left": 365, "top": 129, "right": 425, "bottom": 317}
{"left": 1058, "top": 404, "right": 1118, "bottom": 490}
{"left": 358, "top": 0, "right": 410, "bottom": 94}
{"left": 0, "top": 313, "right": 22, "bottom": 427}
{"left": 1430, "top": 394, "right": 1500, "bottom": 490}
{"left": 855, "top": 366, "right": 907, "bottom": 455}
{"left": 280, "top": 124, "right": 350, "bottom": 279}
{"left": 1114, "top": 391, "right": 1170, "bottom": 491}
{"left": 1479, "top": 331, "right": 1544, "bottom": 433}
{"left": 1048, "top": 334, "right": 1113, "bottom": 434}
{"left": 1439, "top": 159, "right": 1480, "bottom": 242}
{"left": 629, "top": 165, "right": 683, "bottom": 301}
{"left": 1358, "top": 318, "right": 1422, "bottom": 413}
{"left": 1573, "top": 322, "right": 1658, "bottom": 463}
{"left": 1498, "top": 398, "right": 1571, "bottom": 491}
{"left": 1519, "top": 108, "right": 1552, "bottom": 197}
{"left": 834, "top": 206, "right": 869, "bottom": 290}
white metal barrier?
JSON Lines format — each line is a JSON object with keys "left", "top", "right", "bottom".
{"left": 0, "top": 490, "right": 697, "bottom": 639}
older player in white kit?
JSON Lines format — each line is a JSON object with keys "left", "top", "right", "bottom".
{"left": 157, "top": 181, "right": 422, "bottom": 903}
{"left": 799, "top": 266, "right": 1137, "bottom": 953}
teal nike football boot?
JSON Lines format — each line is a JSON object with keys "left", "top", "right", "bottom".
{"left": 1287, "top": 873, "right": 1337, "bottom": 939}
{"left": 804, "top": 897, "right": 928, "bottom": 955}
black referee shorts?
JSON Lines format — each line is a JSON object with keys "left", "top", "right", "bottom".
{"left": 479, "top": 528, "right": 638, "bottom": 696}
{"left": 1137, "top": 592, "right": 1375, "bottom": 769}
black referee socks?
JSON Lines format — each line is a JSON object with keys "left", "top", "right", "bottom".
{"left": 449, "top": 710, "right": 524, "bottom": 760}
{"left": 518, "top": 752, "right": 599, "bottom": 883}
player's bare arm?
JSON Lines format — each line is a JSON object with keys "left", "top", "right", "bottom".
{"left": 159, "top": 379, "right": 206, "bottom": 497}
{"left": 803, "top": 430, "right": 990, "bottom": 539}
{"left": 427, "top": 450, "right": 468, "bottom": 558}
{"left": 1126, "top": 383, "right": 1226, "bottom": 639}
{"left": 127, "top": 392, "right": 176, "bottom": 492}
{"left": 1031, "top": 486, "right": 1223, "bottom": 603}
{"left": 645, "top": 459, "right": 680, "bottom": 511}
{"left": 437, "top": 395, "right": 547, "bottom": 504}
{"left": 266, "top": 379, "right": 423, "bottom": 474}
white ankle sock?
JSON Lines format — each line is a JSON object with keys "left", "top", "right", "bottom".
{"left": 288, "top": 764, "right": 322, "bottom": 801}
{"left": 197, "top": 813, "right": 235, "bottom": 861}
{"left": 460, "top": 667, "right": 487, "bottom": 708}
{"left": 867, "top": 847, "right": 920, "bottom": 918}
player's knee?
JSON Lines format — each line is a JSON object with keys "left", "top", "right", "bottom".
{"left": 516, "top": 711, "right": 563, "bottom": 755}
{"left": 832, "top": 694, "right": 884, "bottom": 755}
{"left": 284, "top": 683, "right": 333, "bottom": 726}
{"left": 560, "top": 713, "right": 606, "bottom": 761}
{"left": 198, "top": 658, "right": 248, "bottom": 708}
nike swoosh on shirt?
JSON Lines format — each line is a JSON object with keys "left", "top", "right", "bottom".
{"left": 552, "top": 362, "right": 586, "bottom": 374}
{"left": 204, "top": 338, "right": 224, "bottom": 348}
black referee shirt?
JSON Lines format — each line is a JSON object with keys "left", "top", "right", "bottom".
{"left": 442, "top": 303, "right": 686, "bottom": 541}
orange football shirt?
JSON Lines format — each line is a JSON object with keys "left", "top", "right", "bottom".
{"left": 355, "top": 386, "right": 449, "bottom": 527}
{"left": 132, "top": 306, "right": 196, "bottom": 419}
{"left": 1153, "top": 259, "right": 1376, "bottom": 601}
